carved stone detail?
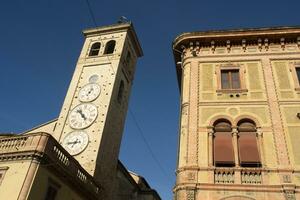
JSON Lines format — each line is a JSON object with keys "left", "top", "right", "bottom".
{"left": 211, "top": 40, "right": 215, "bottom": 53}
{"left": 187, "top": 172, "right": 196, "bottom": 180}
{"left": 283, "top": 175, "right": 292, "bottom": 183}
{"left": 214, "top": 170, "right": 235, "bottom": 184}
{"left": 186, "top": 190, "right": 195, "bottom": 200}
{"left": 284, "top": 191, "right": 296, "bottom": 200}
{"left": 241, "top": 171, "right": 262, "bottom": 184}
{"left": 264, "top": 38, "right": 269, "bottom": 51}
{"left": 281, "top": 38, "right": 285, "bottom": 50}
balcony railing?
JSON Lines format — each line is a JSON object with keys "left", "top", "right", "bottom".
{"left": 214, "top": 169, "right": 235, "bottom": 184}
{"left": 213, "top": 168, "right": 262, "bottom": 185}
{"left": 0, "top": 132, "right": 101, "bottom": 199}
{"left": 241, "top": 170, "right": 262, "bottom": 184}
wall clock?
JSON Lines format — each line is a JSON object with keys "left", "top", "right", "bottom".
{"left": 79, "top": 83, "right": 101, "bottom": 102}
{"left": 69, "top": 103, "right": 98, "bottom": 129}
{"left": 62, "top": 131, "right": 89, "bottom": 155}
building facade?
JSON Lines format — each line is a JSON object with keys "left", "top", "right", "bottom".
{"left": 0, "top": 22, "right": 160, "bottom": 200}
{"left": 173, "top": 27, "right": 300, "bottom": 200}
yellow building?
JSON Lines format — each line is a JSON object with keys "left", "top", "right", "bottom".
{"left": 173, "top": 27, "right": 300, "bottom": 200}
{"left": 0, "top": 22, "right": 160, "bottom": 200}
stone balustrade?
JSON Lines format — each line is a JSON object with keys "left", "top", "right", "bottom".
{"left": 214, "top": 168, "right": 262, "bottom": 185}
{"left": 0, "top": 132, "right": 101, "bottom": 199}
{"left": 241, "top": 170, "right": 262, "bottom": 184}
{"left": 214, "top": 169, "right": 235, "bottom": 184}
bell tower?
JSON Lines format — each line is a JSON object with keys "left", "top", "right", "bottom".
{"left": 52, "top": 22, "right": 143, "bottom": 198}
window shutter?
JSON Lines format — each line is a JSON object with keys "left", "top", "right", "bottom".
{"left": 238, "top": 132, "right": 260, "bottom": 166}
{"left": 214, "top": 132, "right": 235, "bottom": 166}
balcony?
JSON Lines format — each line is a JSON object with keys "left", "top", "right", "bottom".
{"left": 214, "top": 168, "right": 262, "bottom": 185}
{"left": 0, "top": 132, "right": 101, "bottom": 199}
{"left": 214, "top": 169, "right": 235, "bottom": 184}
{"left": 241, "top": 170, "right": 262, "bottom": 184}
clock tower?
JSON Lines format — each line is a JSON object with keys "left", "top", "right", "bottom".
{"left": 52, "top": 22, "right": 143, "bottom": 198}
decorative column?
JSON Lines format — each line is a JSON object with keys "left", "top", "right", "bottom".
{"left": 232, "top": 126, "right": 241, "bottom": 184}
{"left": 177, "top": 59, "right": 190, "bottom": 168}
{"left": 256, "top": 127, "right": 265, "bottom": 167}
{"left": 232, "top": 126, "right": 239, "bottom": 167}
{"left": 187, "top": 60, "right": 199, "bottom": 166}
{"left": 257, "top": 127, "right": 267, "bottom": 185}
{"left": 207, "top": 126, "right": 214, "bottom": 167}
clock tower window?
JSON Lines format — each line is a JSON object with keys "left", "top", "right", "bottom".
{"left": 104, "top": 40, "right": 116, "bottom": 54}
{"left": 89, "top": 42, "right": 101, "bottom": 57}
{"left": 117, "top": 80, "right": 125, "bottom": 104}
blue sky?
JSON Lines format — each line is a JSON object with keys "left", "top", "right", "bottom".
{"left": 0, "top": 1, "right": 299, "bottom": 199}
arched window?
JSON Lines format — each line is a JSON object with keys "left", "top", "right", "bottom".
{"left": 104, "top": 40, "right": 116, "bottom": 54}
{"left": 89, "top": 42, "right": 101, "bottom": 56}
{"left": 213, "top": 120, "right": 235, "bottom": 167}
{"left": 124, "top": 51, "right": 132, "bottom": 76}
{"left": 117, "top": 80, "right": 124, "bottom": 104}
{"left": 238, "top": 120, "right": 261, "bottom": 167}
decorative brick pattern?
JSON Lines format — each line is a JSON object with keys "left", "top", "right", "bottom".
{"left": 186, "top": 190, "right": 195, "bottom": 200}
{"left": 187, "top": 61, "right": 199, "bottom": 165}
{"left": 262, "top": 58, "right": 290, "bottom": 166}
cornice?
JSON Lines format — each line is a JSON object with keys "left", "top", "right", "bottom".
{"left": 173, "top": 27, "right": 300, "bottom": 88}
{"left": 174, "top": 182, "right": 300, "bottom": 192}
{"left": 173, "top": 26, "right": 300, "bottom": 49}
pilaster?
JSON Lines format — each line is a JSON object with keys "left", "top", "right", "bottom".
{"left": 187, "top": 61, "right": 199, "bottom": 166}
{"left": 261, "top": 58, "right": 290, "bottom": 168}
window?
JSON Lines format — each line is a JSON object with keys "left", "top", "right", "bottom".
{"left": 124, "top": 51, "right": 133, "bottom": 78}
{"left": 211, "top": 118, "right": 261, "bottom": 168}
{"left": 45, "top": 185, "right": 58, "bottom": 200}
{"left": 104, "top": 40, "right": 116, "bottom": 54}
{"left": 213, "top": 120, "right": 235, "bottom": 167}
{"left": 216, "top": 64, "right": 247, "bottom": 93}
{"left": 89, "top": 42, "right": 101, "bottom": 56}
{"left": 44, "top": 179, "right": 60, "bottom": 200}
{"left": 117, "top": 80, "right": 124, "bottom": 104}
{"left": 238, "top": 120, "right": 261, "bottom": 167}
{"left": 296, "top": 67, "right": 300, "bottom": 85}
{"left": 0, "top": 168, "right": 8, "bottom": 186}
{"left": 289, "top": 63, "right": 300, "bottom": 90}
{"left": 221, "top": 69, "right": 240, "bottom": 89}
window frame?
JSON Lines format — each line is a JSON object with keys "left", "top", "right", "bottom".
{"left": 220, "top": 69, "right": 240, "bottom": 89}
{"left": 117, "top": 80, "right": 125, "bottom": 104}
{"left": 104, "top": 40, "right": 116, "bottom": 55}
{"left": 289, "top": 62, "right": 300, "bottom": 91}
{"left": 216, "top": 64, "right": 247, "bottom": 93}
{"left": 44, "top": 178, "right": 61, "bottom": 200}
{"left": 0, "top": 167, "right": 8, "bottom": 186}
{"left": 213, "top": 120, "right": 235, "bottom": 167}
{"left": 88, "top": 42, "right": 101, "bottom": 57}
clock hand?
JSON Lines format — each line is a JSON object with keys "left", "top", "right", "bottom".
{"left": 76, "top": 110, "right": 87, "bottom": 120}
{"left": 87, "top": 87, "right": 94, "bottom": 95}
{"left": 71, "top": 138, "right": 81, "bottom": 148}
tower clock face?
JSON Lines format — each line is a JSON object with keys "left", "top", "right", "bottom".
{"left": 69, "top": 103, "right": 98, "bottom": 129}
{"left": 79, "top": 83, "right": 101, "bottom": 102}
{"left": 62, "top": 131, "right": 89, "bottom": 155}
